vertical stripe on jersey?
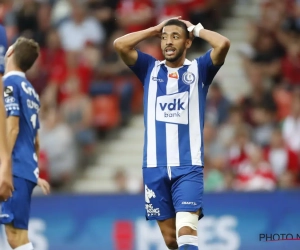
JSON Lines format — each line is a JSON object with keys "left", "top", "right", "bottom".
{"left": 177, "top": 66, "right": 192, "bottom": 165}
{"left": 155, "top": 66, "right": 168, "bottom": 166}
{"left": 146, "top": 64, "right": 158, "bottom": 167}
{"left": 188, "top": 60, "right": 202, "bottom": 165}
{"left": 165, "top": 67, "right": 180, "bottom": 166}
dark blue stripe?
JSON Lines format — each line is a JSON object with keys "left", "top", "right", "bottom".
{"left": 155, "top": 65, "right": 168, "bottom": 166}
{"left": 199, "top": 84, "right": 209, "bottom": 165}
{"left": 178, "top": 66, "right": 191, "bottom": 164}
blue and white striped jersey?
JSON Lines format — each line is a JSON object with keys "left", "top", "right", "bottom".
{"left": 130, "top": 49, "right": 222, "bottom": 168}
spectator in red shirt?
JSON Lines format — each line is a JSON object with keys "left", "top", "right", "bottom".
{"left": 116, "top": 0, "right": 154, "bottom": 33}
{"left": 281, "top": 34, "right": 300, "bottom": 86}
{"left": 228, "top": 127, "right": 253, "bottom": 171}
{"left": 156, "top": 0, "right": 188, "bottom": 25}
{"left": 39, "top": 29, "right": 66, "bottom": 80}
{"left": 43, "top": 50, "right": 92, "bottom": 107}
{"left": 38, "top": 150, "right": 49, "bottom": 182}
{"left": 233, "top": 144, "right": 277, "bottom": 191}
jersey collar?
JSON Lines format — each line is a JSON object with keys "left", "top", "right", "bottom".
{"left": 158, "top": 59, "right": 192, "bottom": 66}
{"left": 3, "top": 71, "right": 26, "bottom": 80}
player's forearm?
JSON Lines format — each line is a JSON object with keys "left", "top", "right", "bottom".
{"left": 113, "top": 27, "right": 158, "bottom": 52}
{"left": 6, "top": 117, "right": 19, "bottom": 156}
{"left": 0, "top": 77, "right": 10, "bottom": 164}
{"left": 198, "top": 29, "right": 230, "bottom": 51}
{"left": 0, "top": 99, "right": 10, "bottom": 162}
{"left": 6, "top": 128, "right": 18, "bottom": 156}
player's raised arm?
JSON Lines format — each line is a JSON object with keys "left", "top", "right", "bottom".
{"left": 113, "top": 16, "right": 181, "bottom": 66}
{"left": 0, "top": 25, "right": 9, "bottom": 164}
{"left": 0, "top": 25, "right": 13, "bottom": 201}
{"left": 182, "top": 20, "right": 230, "bottom": 66}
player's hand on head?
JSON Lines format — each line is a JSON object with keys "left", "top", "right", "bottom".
{"left": 180, "top": 20, "right": 195, "bottom": 40}
{"left": 180, "top": 20, "right": 194, "bottom": 29}
{"left": 154, "top": 16, "right": 182, "bottom": 36}
{"left": 0, "top": 162, "right": 14, "bottom": 201}
{"left": 37, "top": 178, "right": 51, "bottom": 195}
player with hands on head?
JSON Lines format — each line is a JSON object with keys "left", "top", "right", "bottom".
{"left": 114, "top": 16, "right": 230, "bottom": 250}
{"left": 0, "top": 37, "right": 51, "bottom": 250}
{"left": 0, "top": 24, "right": 14, "bottom": 202}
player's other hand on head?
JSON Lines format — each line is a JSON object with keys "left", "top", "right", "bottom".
{"left": 180, "top": 20, "right": 193, "bottom": 29}
{"left": 38, "top": 178, "right": 51, "bottom": 195}
{"left": 0, "top": 161, "right": 14, "bottom": 201}
{"left": 180, "top": 20, "right": 195, "bottom": 39}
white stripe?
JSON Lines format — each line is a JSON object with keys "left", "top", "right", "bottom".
{"left": 147, "top": 63, "right": 159, "bottom": 167}
{"left": 166, "top": 67, "right": 180, "bottom": 166}
{"left": 188, "top": 60, "right": 202, "bottom": 165}
{"left": 167, "top": 165, "right": 172, "bottom": 180}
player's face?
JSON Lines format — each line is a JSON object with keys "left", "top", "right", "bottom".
{"left": 161, "top": 25, "right": 191, "bottom": 62}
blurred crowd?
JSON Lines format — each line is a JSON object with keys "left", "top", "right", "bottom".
{"left": 204, "top": 0, "right": 300, "bottom": 192}
{"left": 1, "top": 0, "right": 299, "bottom": 193}
{"left": 0, "top": 0, "right": 231, "bottom": 191}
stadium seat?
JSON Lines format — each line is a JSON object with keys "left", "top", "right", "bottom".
{"left": 92, "top": 95, "right": 121, "bottom": 130}
{"left": 130, "top": 77, "right": 144, "bottom": 113}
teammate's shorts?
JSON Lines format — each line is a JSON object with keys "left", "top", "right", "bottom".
{"left": 143, "top": 165, "right": 204, "bottom": 221}
{"left": 0, "top": 176, "right": 36, "bottom": 229}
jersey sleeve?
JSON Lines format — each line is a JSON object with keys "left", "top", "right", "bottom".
{"left": 129, "top": 50, "right": 156, "bottom": 85}
{"left": 3, "top": 81, "right": 21, "bottom": 117}
{"left": 196, "top": 49, "right": 222, "bottom": 86}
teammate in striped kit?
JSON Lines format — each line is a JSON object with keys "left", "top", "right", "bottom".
{"left": 114, "top": 17, "right": 230, "bottom": 250}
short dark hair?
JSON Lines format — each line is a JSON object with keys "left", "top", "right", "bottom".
{"left": 163, "top": 19, "right": 189, "bottom": 39}
{"left": 13, "top": 37, "right": 40, "bottom": 72}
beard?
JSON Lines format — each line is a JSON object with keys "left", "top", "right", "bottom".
{"left": 164, "top": 47, "right": 185, "bottom": 63}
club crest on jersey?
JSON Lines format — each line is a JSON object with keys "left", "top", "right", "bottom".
{"left": 4, "top": 86, "right": 13, "bottom": 97}
{"left": 168, "top": 72, "right": 178, "bottom": 79}
{"left": 182, "top": 72, "right": 195, "bottom": 85}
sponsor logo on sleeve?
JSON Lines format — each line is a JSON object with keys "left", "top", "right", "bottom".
{"left": 4, "top": 86, "right": 13, "bottom": 97}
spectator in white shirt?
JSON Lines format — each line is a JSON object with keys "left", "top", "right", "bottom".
{"left": 58, "top": 0, "right": 105, "bottom": 52}
{"left": 39, "top": 106, "right": 78, "bottom": 190}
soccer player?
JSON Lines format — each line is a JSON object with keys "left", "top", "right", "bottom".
{"left": 0, "top": 37, "right": 50, "bottom": 250}
{"left": 114, "top": 17, "right": 230, "bottom": 250}
{"left": 0, "top": 25, "right": 13, "bottom": 202}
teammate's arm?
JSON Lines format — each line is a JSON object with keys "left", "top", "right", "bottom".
{"left": 181, "top": 20, "right": 230, "bottom": 65}
{"left": 0, "top": 25, "right": 9, "bottom": 165}
{"left": 0, "top": 77, "right": 10, "bottom": 167}
{"left": 114, "top": 16, "right": 181, "bottom": 66}
{"left": 0, "top": 25, "right": 13, "bottom": 201}
{"left": 6, "top": 116, "right": 19, "bottom": 156}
